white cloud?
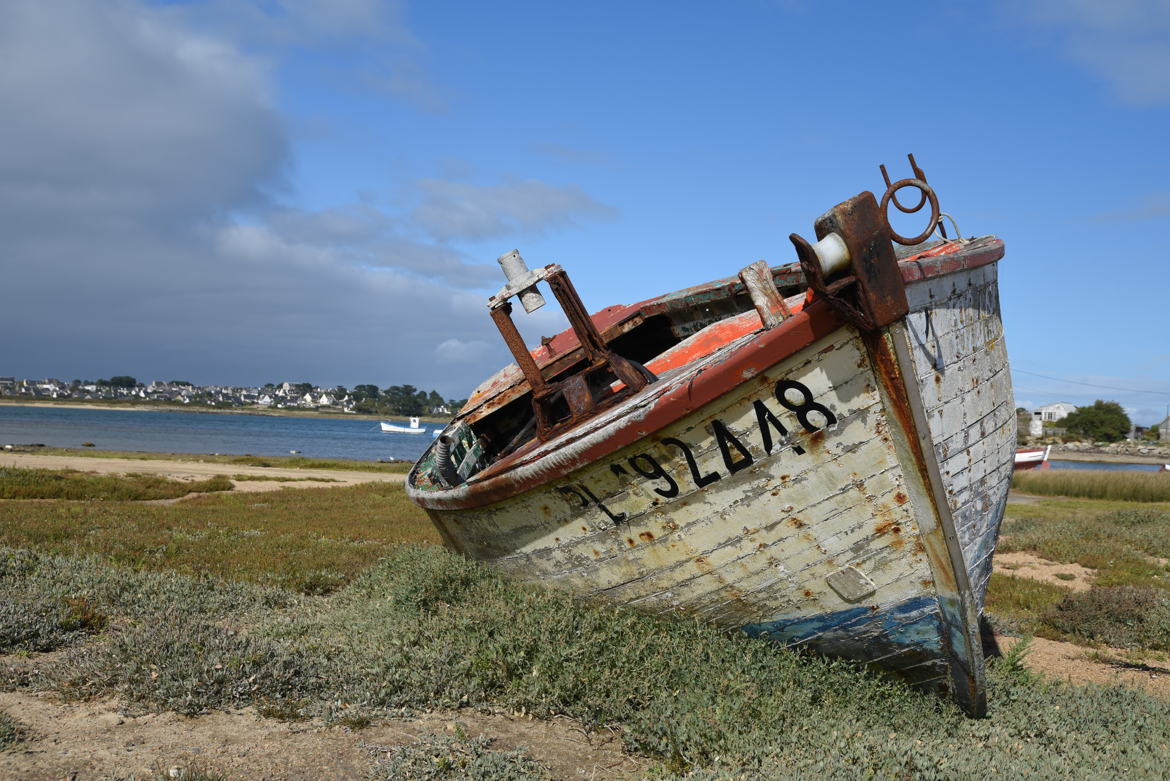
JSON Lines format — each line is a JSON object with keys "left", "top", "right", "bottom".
{"left": 411, "top": 178, "right": 619, "bottom": 241}
{"left": 1010, "top": 0, "right": 1170, "bottom": 105}
{"left": 172, "top": 0, "right": 447, "bottom": 112}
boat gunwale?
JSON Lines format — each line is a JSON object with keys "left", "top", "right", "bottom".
{"left": 408, "top": 237, "right": 1005, "bottom": 510}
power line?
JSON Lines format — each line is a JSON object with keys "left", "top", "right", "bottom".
{"left": 1014, "top": 369, "right": 1170, "bottom": 397}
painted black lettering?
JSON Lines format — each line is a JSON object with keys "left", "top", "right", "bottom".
{"left": 711, "top": 419, "right": 754, "bottom": 474}
{"left": 628, "top": 453, "right": 680, "bottom": 498}
{"left": 754, "top": 398, "right": 805, "bottom": 455}
{"left": 578, "top": 483, "right": 627, "bottom": 524}
{"left": 555, "top": 485, "right": 589, "bottom": 508}
{"left": 662, "top": 437, "right": 720, "bottom": 488}
{"left": 775, "top": 379, "right": 837, "bottom": 432}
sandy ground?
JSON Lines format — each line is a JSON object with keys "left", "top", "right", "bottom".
{"left": 0, "top": 452, "right": 404, "bottom": 492}
{"left": 993, "top": 551, "right": 1096, "bottom": 592}
{"left": 989, "top": 552, "right": 1170, "bottom": 697}
{"left": 996, "top": 635, "right": 1170, "bottom": 698}
{"left": 1050, "top": 449, "right": 1168, "bottom": 465}
{"left": 0, "top": 691, "right": 643, "bottom": 780}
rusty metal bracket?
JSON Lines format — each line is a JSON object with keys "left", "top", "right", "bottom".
{"left": 789, "top": 155, "right": 947, "bottom": 333}
{"left": 488, "top": 254, "right": 653, "bottom": 441}
{"left": 790, "top": 191, "right": 908, "bottom": 332}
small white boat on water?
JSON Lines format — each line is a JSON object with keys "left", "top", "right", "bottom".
{"left": 380, "top": 417, "right": 429, "bottom": 435}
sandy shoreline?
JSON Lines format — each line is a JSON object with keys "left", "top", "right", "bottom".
{"left": 0, "top": 451, "right": 404, "bottom": 491}
{"left": 1050, "top": 449, "right": 1169, "bottom": 466}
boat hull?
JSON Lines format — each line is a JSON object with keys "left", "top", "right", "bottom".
{"left": 381, "top": 422, "right": 428, "bottom": 434}
{"left": 1013, "top": 446, "right": 1051, "bottom": 471}
{"left": 411, "top": 254, "right": 1013, "bottom": 715}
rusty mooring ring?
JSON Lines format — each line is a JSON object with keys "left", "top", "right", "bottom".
{"left": 879, "top": 178, "right": 940, "bottom": 245}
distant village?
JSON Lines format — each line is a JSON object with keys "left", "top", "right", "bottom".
{"left": 0, "top": 376, "right": 463, "bottom": 417}
{"left": 1021, "top": 401, "right": 1169, "bottom": 444}
{"left": 4, "top": 375, "right": 1168, "bottom": 443}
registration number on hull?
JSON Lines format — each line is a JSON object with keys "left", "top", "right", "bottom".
{"left": 555, "top": 379, "right": 837, "bottom": 525}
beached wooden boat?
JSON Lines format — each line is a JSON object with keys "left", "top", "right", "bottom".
{"left": 1013, "top": 445, "right": 1051, "bottom": 470}
{"left": 407, "top": 158, "right": 1014, "bottom": 716}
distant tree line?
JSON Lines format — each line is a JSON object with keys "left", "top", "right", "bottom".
{"left": 76, "top": 376, "right": 140, "bottom": 388}
{"left": 346, "top": 384, "right": 465, "bottom": 416}
{"left": 1060, "top": 400, "right": 1131, "bottom": 442}
{"left": 265, "top": 381, "right": 466, "bottom": 416}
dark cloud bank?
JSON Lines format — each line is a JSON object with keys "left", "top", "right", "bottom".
{"left": 0, "top": 1, "right": 606, "bottom": 397}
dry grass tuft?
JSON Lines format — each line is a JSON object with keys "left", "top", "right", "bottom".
{"left": 1012, "top": 470, "right": 1170, "bottom": 502}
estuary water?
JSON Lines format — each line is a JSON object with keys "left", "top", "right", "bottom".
{"left": 1049, "top": 459, "right": 1163, "bottom": 472}
{"left": 0, "top": 404, "right": 438, "bottom": 462}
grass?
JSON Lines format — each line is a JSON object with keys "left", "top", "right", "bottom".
{"left": 997, "top": 502, "right": 1170, "bottom": 592}
{"left": 1012, "top": 469, "right": 1170, "bottom": 502}
{"left": 0, "top": 482, "right": 438, "bottom": 594}
{"left": 5, "top": 545, "right": 1169, "bottom": 777}
{"left": 987, "top": 480, "right": 1170, "bottom": 650}
{"left": 1044, "top": 586, "right": 1170, "bottom": 651}
{"left": 0, "top": 467, "right": 232, "bottom": 500}
{"left": 985, "top": 574, "right": 1069, "bottom": 635}
{"left": 1, "top": 593, "right": 108, "bottom": 653}
{"left": 106, "top": 766, "right": 228, "bottom": 781}
{"left": 230, "top": 474, "right": 341, "bottom": 483}
{"left": 5, "top": 465, "right": 1170, "bottom": 776}
{"left": 21, "top": 447, "right": 412, "bottom": 473}
{"left": 366, "top": 730, "right": 550, "bottom": 780}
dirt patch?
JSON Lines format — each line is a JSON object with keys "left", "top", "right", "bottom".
{"left": 0, "top": 453, "right": 403, "bottom": 492}
{"left": 998, "top": 635, "right": 1170, "bottom": 699}
{"left": 0, "top": 692, "right": 644, "bottom": 780}
{"left": 993, "top": 551, "right": 1096, "bottom": 592}
{"left": 1005, "top": 491, "right": 1044, "bottom": 505}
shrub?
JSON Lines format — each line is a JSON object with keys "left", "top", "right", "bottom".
{"left": 0, "top": 468, "right": 232, "bottom": 500}
{"left": 1043, "top": 586, "right": 1170, "bottom": 651}
{"left": 0, "top": 547, "right": 298, "bottom": 621}
{"left": 48, "top": 615, "right": 326, "bottom": 717}
{"left": 0, "top": 595, "right": 107, "bottom": 653}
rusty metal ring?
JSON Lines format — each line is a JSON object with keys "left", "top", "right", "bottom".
{"left": 890, "top": 188, "right": 927, "bottom": 214}
{"left": 879, "top": 178, "right": 940, "bottom": 245}
{"left": 880, "top": 163, "right": 927, "bottom": 213}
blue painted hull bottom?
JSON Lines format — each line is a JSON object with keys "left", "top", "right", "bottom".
{"left": 741, "top": 595, "right": 953, "bottom": 689}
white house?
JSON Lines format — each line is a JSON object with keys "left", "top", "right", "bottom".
{"left": 1035, "top": 402, "right": 1077, "bottom": 422}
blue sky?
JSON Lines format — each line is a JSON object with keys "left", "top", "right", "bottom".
{"left": 2, "top": 0, "right": 1168, "bottom": 423}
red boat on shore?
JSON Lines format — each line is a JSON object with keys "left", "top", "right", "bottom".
{"left": 1013, "top": 446, "right": 1051, "bottom": 471}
